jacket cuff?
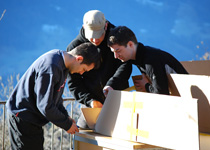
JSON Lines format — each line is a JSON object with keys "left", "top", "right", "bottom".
{"left": 145, "top": 83, "right": 151, "bottom": 92}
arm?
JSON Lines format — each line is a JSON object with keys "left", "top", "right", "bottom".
{"left": 66, "top": 28, "right": 104, "bottom": 106}
{"left": 67, "top": 69, "right": 105, "bottom": 107}
{"left": 144, "top": 64, "right": 170, "bottom": 95}
{"left": 133, "top": 73, "right": 150, "bottom": 92}
{"left": 106, "top": 61, "right": 132, "bottom": 90}
{"left": 35, "top": 72, "right": 76, "bottom": 131}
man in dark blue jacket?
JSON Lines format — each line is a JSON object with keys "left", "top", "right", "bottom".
{"left": 107, "top": 26, "right": 188, "bottom": 94}
{"left": 66, "top": 10, "right": 132, "bottom": 128}
{"left": 6, "top": 42, "right": 101, "bottom": 150}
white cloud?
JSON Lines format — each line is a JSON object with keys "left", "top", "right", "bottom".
{"left": 139, "top": 28, "right": 148, "bottom": 33}
{"left": 136, "top": 0, "right": 163, "bottom": 7}
{"left": 42, "top": 24, "right": 59, "bottom": 33}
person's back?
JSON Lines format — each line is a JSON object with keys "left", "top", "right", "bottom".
{"left": 134, "top": 44, "right": 188, "bottom": 94}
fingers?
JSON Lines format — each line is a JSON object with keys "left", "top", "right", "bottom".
{"left": 103, "top": 89, "right": 108, "bottom": 97}
{"left": 67, "top": 120, "right": 79, "bottom": 134}
{"left": 92, "top": 101, "right": 103, "bottom": 108}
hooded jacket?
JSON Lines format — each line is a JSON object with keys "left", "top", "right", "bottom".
{"left": 66, "top": 21, "right": 132, "bottom": 106}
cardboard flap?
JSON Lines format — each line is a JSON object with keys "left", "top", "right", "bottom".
{"left": 81, "top": 108, "right": 101, "bottom": 129}
{"left": 95, "top": 90, "right": 199, "bottom": 150}
{"left": 168, "top": 73, "right": 210, "bottom": 133}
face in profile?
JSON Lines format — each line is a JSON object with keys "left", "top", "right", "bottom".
{"left": 110, "top": 43, "right": 134, "bottom": 62}
{"left": 70, "top": 56, "right": 95, "bottom": 75}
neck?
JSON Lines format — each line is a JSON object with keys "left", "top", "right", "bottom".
{"left": 132, "top": 44, "right": 137, "bottom": 60}
{"left": 63, "top": 51, "right": 74, "bottom": 70}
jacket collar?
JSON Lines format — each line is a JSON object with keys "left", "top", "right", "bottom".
{"left": 130, "top": 42, "right": 146, "bottom": 66}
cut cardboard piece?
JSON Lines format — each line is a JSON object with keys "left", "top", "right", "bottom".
{"left": 181, "top": 60, "right": 210, "bottom": 76}
{"left": 81, "top": 108, "right": 101, "bottom": 129}
{"left": 95, "top": 90, "right": 199, "bottom": 150}
{"left": 132, "top": 75, "right": 151, "bottom": 92}
{"left": 168, "top": 74, "right": 210, "bottom": 133}
{"left": 200, "top": 133, "right": 210, "bottom": 150}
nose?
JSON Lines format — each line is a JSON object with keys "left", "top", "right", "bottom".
{"left": 79, "top": 71, "right": 85, "bottom": 75}
{"left": 114, "top": 52, "right": 119, "bottom": 59}
{"left": 92, "top": 38, "right": 99, "bottom": 44}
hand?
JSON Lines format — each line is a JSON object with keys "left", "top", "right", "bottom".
{"left": 103, "top": 86, "right": 114, "bottom": 97}
{"left": 133, "top": 74, "right": 150, "bottom": 92}
{"left": 90, "top": 100, "right": 103, "bottom": 108}
{"left": 66, "top": 118, "right": 79, "bottom": 134}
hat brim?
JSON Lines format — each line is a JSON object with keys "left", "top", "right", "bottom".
{"left": 85, "top": 28, "right": 105, "bottom": 39}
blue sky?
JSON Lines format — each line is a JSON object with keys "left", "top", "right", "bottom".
{"left": 0, "top": 0, "right": 210, "bottom": 86}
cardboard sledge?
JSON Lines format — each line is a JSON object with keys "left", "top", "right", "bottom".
{"left": 95, "top": 90, "right": 199, "bottom": 150}
{"left": 168, "top": 74, "right": 210, "bottom": 133}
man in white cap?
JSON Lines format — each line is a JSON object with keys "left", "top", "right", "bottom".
{"left": 66, "top": 10, "right": 132, "bottom": 128}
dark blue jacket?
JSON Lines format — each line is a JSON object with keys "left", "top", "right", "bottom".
{"left": 6, "top": 50, "right": 72, "bottom": 131}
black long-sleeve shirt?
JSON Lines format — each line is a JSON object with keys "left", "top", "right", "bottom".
{"left": 6, "top": 50, "right": 73, "bottom": 131}
{"left": 66, "top": 21, "right": 132, "bottom": 106}
{"left": 130, "top": 43, "right": 188, "bottom": 94}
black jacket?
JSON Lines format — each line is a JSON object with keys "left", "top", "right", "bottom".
{"left": 130, "top": 43, "right": 188, "bottom": 95}
{"left": 66, "top": 21, "right": 132, "bottom": 106}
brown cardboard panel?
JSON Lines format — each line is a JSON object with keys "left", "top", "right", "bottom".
{"left": 181, "top": 60, "right": 210, "bottom": 76}
{"left": 81, "top": 108, "right": 102, "bottom": 129}
{"left": 200, "top": 133, "right": 210, "bottom": 150}
{"left": 168, "top": 74, "right": 210, "bottom": 134}
{"left": 95, "top": 90, "right": 199, "bottom": 150}
{"left": 132, "top": 75, "right": 151, "bottom": 92}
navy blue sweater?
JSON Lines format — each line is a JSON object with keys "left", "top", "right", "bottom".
{"left": 6, "top": 50, "right": 72, "bottom": 131}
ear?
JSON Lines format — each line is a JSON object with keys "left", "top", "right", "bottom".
{"left": 105, "top": 22, "right": 108, "bottom": 30}
{"left": 127, "top": 41, "right": 134, "bottom": 48}
{"left": 75, "top": 55, "right": 84, "bottom": 63}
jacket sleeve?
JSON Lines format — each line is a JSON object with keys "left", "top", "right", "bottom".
{"left": 106, "top": 61, "right": 132, "bottom": 90}
{"left": 144, "top": 64, "right": 170, "bottom": 95}
{"left": 35, "top": 72, "right": 73, "bottom": 131}
{"left": 66, "top": 30, "right": 103, "bottom": 106}
{"left": 67, "top": 73, "right": 103, "bottom": 107}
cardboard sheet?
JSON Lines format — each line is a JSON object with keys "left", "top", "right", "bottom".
{"left": 181, "top": 60, "right": 210, "bottom": 76}
{"left": 81, "top": 108, "right": 101, "bottom": 129}
{"left": 168, "top": 74, "right": 210, "bottom": 133}
{"left": 95, "top": 90, "right": 199, "bottom": 150}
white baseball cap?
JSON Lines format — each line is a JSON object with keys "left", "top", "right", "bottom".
{"left": 83, "top": 10, "right": 106, "bottom": 39}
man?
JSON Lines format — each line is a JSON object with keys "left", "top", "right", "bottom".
{"left": 6, "top": 42, "right": 101, "bottom": 150}
{"left": 107, "top": 26, "right": 188, "bottom": 95}
{"left": 66, "top": 10, "right": 132, "bottom": 127}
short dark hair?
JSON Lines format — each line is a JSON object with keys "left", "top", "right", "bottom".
{"left": 72, "top": 42, "right": 101, "bottom": 69}
{"left": 107, "top": 26, "right": 137, "bottom": 47}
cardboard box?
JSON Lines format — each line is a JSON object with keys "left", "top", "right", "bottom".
{"left": 95, "top": 90, "right": 199, "bottom": 150}
{"left": 181, "top": 60, "right": 210, "bottom": 76}
{"left": 168, "top": 74, "right": 210, "bottom": 133}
